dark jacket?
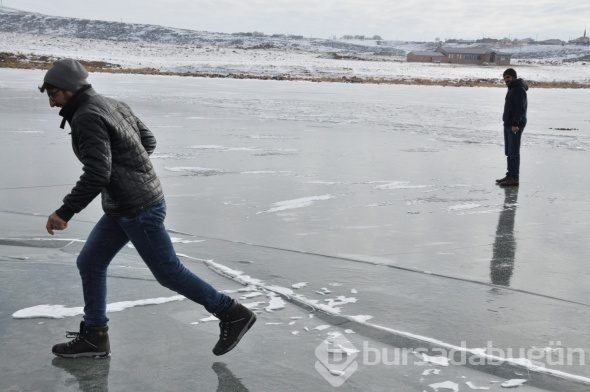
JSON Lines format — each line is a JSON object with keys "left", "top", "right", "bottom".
{"left": 55, "top": 86, "right": 164, "bottom": 221}
{"left": 503, "top": 78, "right": 528, "bottom": 127}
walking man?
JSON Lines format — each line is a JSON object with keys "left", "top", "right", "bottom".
{"left": 496, "top": 68, "right": 528, "bottom": 187}
{"left": 39, "top": 59, "right": 256, "bottom": 358}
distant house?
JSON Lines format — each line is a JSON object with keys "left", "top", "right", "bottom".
{"left": 406, "top": 51, "right": 449, "bottom": 63}
{"left": 439, "top": 47, "right": 511, "bottom": 65}
{"left": 407, "top": 46, "right": 511, "bottom": 65}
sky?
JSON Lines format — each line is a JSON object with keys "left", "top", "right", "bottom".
{"left": 2, "top": 0, "right": 588, "bottom": 41}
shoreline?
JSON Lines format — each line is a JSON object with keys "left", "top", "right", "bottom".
{"left": 1, "top": 52, "right": 588, "bottom": 89}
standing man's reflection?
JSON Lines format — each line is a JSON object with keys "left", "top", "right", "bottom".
{"left": 491, "top": 187, "right": 519, "bottom": 286}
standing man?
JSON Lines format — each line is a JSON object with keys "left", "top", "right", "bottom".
{"left": 496, "top": 68, "right": 528, "bottom": 187}
{"left": 39, "top": 59, "right": 256, "bottom": 358}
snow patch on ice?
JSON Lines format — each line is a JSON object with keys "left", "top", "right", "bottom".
{"left": 448, "top": 203, "right": 481, "bottom": 211}
{"left": 240, "top": 170, "right": 290, "bottom": 175}
{"left": 465, "top": 381, "right": 490, "bottom": 390}
{"left": 243, "top": 301, "right": 266, "bottom": 310}
{"left": 324, "top": 296, "right": 357, "bottom": 307}
{"left": 188, "top": 144, "right": 259, "bottom": 152}
{"left": 265, "top": 293, "right": 286, "bottom": 312}
{"left": 258, "top": 194, "right": 335, "bottom": 214}
{"left": 500, "top": 379, "right": 527, "bottom": 388}
{"left": 165, "top": 166, "right": 226, "bottom": 176}
{"left": 419, "top": 354, "right": 450, "bottom": 367}
{"left": 266, "top": 285, "right": 294, "bottom": 296}
{"left": 327, "top": 343, "right": 360, "bottom": 356}
{"left": 12, "top": 295, "right": 185, "bottom": 319}
{"left": 349, "top": 315, "right": 373, "bottom": 323}
{"left": 428, "top": 381, "right": 459, "bottom": 391}
{"left": 239, "top": 292, "right": 264, "bottom": 299}
{"left": 375, "top": 181, "right": 431, "bottom": 190}
{"left": 170, "top": 236, "right": 205, "bottom": 244}
{"left": 204, "top": 260, "right": 263, "bottom": 286}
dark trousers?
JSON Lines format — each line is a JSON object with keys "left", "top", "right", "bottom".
{"left": 503, "top": 125, "right": 524, "bottom": 178}
{"left": 76, "top": 200, "right": 232, "bottom": 327}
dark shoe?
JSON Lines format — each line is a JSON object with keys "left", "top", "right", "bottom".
{"left": 212, "top": 300, "right": 256, "bottom": 356}
{"left": 499, "top": 176, "right": 519, "bottom": 187}
{"left": 52, "top": 321, "right": 110, "bottom": 358}
{"left": 495, "top": 175, "right": 508, "bottom": 184}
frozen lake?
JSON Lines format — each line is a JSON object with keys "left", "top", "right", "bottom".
{"left": 1, "top": 68, "right": 589, "bottom": 390}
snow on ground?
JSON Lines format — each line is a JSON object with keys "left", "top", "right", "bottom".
{"left": 1, "top": 30, "right": 590, "bottom": 84}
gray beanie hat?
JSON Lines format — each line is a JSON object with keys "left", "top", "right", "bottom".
{"left": 39, "top": 59, "right": 89, "bottom": 93}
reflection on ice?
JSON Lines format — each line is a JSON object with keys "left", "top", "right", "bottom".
{"left": 490, "top": 187, "right": 518, "bottom": 286}
{"left": 52, "top": 357, "right": 110, "bottom": 392}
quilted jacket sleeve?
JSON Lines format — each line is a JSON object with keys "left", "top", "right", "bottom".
{"left": 55, "top": 113, "right": 112, "bottom": 221}
{"left": 136, "top": 116, "right": 156, "bottom": 155}
{"left": 120, "top": 102, "right": 156, "bottom": 155}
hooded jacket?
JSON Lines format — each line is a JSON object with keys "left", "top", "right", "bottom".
{"left": 55, "top": 86, "right": 164, "bottom": 221}
{"left": 503, "top": 78, "right": 528, "bottom": 128}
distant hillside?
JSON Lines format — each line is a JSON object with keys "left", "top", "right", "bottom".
{"left": 0, "top": 7, "right": 405, "bottom": 56}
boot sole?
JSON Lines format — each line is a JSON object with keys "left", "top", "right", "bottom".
{"left": 52, "top": 351, "right": 110, "bottom": 358}
{"left": 213, "top": 314, "right": 257, "bottom": 356}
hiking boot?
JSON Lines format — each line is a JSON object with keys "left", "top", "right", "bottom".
{"left": 499, "top": 176, "right": 519, "bottom": 187}
{"left": 495, "top": 175, "right": 508, "bottom": 184}
{"left": 212, "top": 300, "right": 256, "bottom": 356}
{"left": 52, "top": 321, "right": 110, "bottom": 358}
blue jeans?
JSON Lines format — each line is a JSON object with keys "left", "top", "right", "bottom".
{"left": 77, "top": 200, "right": 232, "bottom": 327}
{"left": 503, "top": 125, "right": 524, "bottom": 178}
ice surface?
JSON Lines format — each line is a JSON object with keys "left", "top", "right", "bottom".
{"left": 2, "top": 69, "right": 590, "bottom": 391}
{"left": 465, "top": 381, "right": 491, "bottom": 390}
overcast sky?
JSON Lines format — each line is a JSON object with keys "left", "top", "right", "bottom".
{"left": 3, "top": 0, "right": 588, "bottom": 41}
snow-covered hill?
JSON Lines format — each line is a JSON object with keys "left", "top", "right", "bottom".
{"left": 0, "top": 6, "right": 405, "bottom": 55}
{"left": 1, "top": 7, "right": 589, "bottom": 86}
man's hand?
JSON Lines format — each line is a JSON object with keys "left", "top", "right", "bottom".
{"left": 46, "top": 213, "right": 67, "bottom": 235}
{"left": 511, "top": 126, "right": 520, "bottom": 133}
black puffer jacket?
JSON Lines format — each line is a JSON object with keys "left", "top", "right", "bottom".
{"left": 503, "top": 78, "right": 528, "bottom": 128}
{"left": 55, "top": 86, "right": 164, "bottom": 221}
